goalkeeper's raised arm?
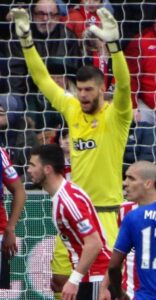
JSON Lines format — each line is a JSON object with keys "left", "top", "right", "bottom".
{"left": 87, "top": 8, "right": 132, "bottom": 113}
{"left": 10, "top": 7, "right": 70, "bottom": 115}
{"left": 11, "top": 7, "right": 132, "bottom": 115}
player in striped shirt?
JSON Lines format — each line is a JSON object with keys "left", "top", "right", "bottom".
{"left": 28, "top": 143, "right": 112, "bottom": 300}
{"left": 118, "top": 201, "right": 139, "bottom": 299}
{"left": 0, "top": 147, "right": 26, "bottom": 288}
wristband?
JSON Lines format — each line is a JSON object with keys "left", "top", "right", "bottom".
{"left": 20, "top": 31, "right": 33, "bottom": 48}
{"left": 69, "top": 270, "right": 84, "bottom": 285}
{"left": 106, "top": 40, "right": 121, "bottom": 53}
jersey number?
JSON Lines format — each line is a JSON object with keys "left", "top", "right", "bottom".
{"left": 141, "top": 226, "right": 156, "bottom": 269}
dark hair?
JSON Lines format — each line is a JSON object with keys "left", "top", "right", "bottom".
{"left": 76, "top": 65, "right": 104, "bottom": 84}
{"left": 31, "top": 143, "right": 64, "bottom": 174}
{"left": 55, "top": 127, "right": 69, "bottom": 144}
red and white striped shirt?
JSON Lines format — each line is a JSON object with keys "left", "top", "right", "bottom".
{"left": 52, "top": 179, "right": 112, "bottom": 282}
{"left": 0, "top": 147, "right": 19, "bottom": 233}
{"left": 118, "top": 201, "right": 139, "bottom": 299}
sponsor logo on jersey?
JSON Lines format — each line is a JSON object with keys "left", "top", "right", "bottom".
{"left": 73, "top": 138, "right": 96, "bottom": 151}
{"left": 148, "top": 45, "right": 156, "bottom": 50}
{"left": 5, "top": 166, "right": 17, "bottom": 179}
{"left": 77, "top": 219, "right": 92, "bottom": 234}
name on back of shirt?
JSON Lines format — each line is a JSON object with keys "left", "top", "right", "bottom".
{"left": 144, "top": 210, "right": 156, "bottom": 220}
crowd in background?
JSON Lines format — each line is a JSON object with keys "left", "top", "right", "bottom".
{"left": 0, "top": 0, "right": 156, "bottom": 186}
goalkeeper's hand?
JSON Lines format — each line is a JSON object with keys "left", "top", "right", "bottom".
{"left": 88, "top": 8, "right": 120, "bottom": 53}
{"left": 11, "top": 8, "right": 33, "bottom": 48}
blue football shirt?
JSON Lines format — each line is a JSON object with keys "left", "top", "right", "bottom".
{"left": 114, "top": 202, "right": 156, "bottom": 300}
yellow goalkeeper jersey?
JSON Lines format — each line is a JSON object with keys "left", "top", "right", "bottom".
{"left": 23, "top": 47, "right": 132, "bottom": 207}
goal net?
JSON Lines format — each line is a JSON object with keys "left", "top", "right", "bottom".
{"left": 0, "top": 1, "right": 156, "bottom": 299}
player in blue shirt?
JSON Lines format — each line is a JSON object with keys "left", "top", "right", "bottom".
{"left": 99, "top": 160, "right": 156, "bottom": 300}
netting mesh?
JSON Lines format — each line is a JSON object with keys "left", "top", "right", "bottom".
{"left": 0, "top": 0, "right": 156, "bottom": 299}
{"left": 5, "top": 191, "right": 56, "bottom": 300}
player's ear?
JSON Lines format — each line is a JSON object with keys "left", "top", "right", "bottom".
{"left": 99, "top": 84, "right": 105, "bottom": 96}
{"left": 44, "top": 164, "right": 53, "bottom": 175}
{"left": 145, "top": 179, "right": 154, "bottom": 190}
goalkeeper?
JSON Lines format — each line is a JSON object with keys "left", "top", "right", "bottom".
{"left": 11, "top": 7, "right": 132, "bottom": 299}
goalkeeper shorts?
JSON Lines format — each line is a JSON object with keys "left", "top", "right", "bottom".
{"left": 51, "top": 211, "right": 118, "bottom": 276}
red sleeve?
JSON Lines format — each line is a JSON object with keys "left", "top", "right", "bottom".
{"left": 1, "top": 148, "right": 19, "bottom": 186}
{"left": 63, "top": 195, "right": 97, "bottom": 239}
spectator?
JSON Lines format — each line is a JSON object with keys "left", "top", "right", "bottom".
{"left": 56, "top": 0, "right": 67, "bottom": 16}
{"left": 0, "top": 2, "right": 32, "bottom": 93}
{"left": 0, "top": 1, "right": 32, "bottom": 39}
{"left": 123, "top": 110, "right": 156, "bottom": 178}
{"left": 62, "top": 0, "right": 113, "bottom": 15}
{"left": 0, "top": 94, "right": 39, "bottom": 179}
{"left": 0, "top": 58, "right": 8, "bottom": 94}
{"left": 99, "top": 160, "right": 156, "bottom": 300}
{"left": 0, "top": 1, "right": 13, "bottom": 40}
{"left": 0, "top": 146, "right": 26, "bottom": 288}
{"left": 37, "top": 129, "right": 56, "bottom": 145}
{"left": 9, "top": 0, "right": 82, "bottom": 124}
{"left": 55, "top": 127, "right": 71, "bottom": 179}
{"left": 37, "top": 126, "right": 71, "bottom": 176}
{"left": 62, "top": 0, "right": 112, "bottom": 90}
{"left": 61, "top": 0, "right": 103, "bottom": 40}
{"left": 28, "top": 143, "right": 112, "bottom": 300}
{"left": 11, "top": 7, "right": 132, "bottom": 300}
{"left": 109, "top": 1, "right": 156, "bottom": 115}
{"left": 109, "top": 0, "right": 156, "bottom": 50}
{"left": 124, "top": 23, "right": 156, "bottom": 124}
{"left": 0, "top": 41, "right": 10, "bottom": 94}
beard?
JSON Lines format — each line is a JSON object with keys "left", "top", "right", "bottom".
{"left": 31, "top": 173, "right": 47, "bottom": 189}
{"left": 83, "top": 96, "right": 99, "bottom": 114}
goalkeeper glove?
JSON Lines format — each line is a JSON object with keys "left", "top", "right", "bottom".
{"left": 88, "top": 8, "right": 120, "bottom": 53}
{"left": 11, "top": 8, "right": 33, "bottom": 48}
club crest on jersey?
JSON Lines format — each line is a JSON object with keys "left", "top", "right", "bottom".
{"left": 77, "top": 219, "right": 92, "bottom": 234}
{"left": 57, "top": 219, "right": 63, "bottom": 229}
{"left": 91, "top": 119, "right": 98, "bottom": 128}
{"left": 73, "top": 138, "right": 96, "bottom": 151}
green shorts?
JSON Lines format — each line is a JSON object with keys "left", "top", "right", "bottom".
{"left": 51, "top": 211, "right": 118, "bottom": 276}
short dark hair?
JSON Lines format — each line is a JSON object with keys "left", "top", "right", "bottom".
{"left": 55, "top": 127, "right": 69, "bottom": 144}
{"left": 31, "top": 144, "right": 64, "bottom": 174}
{"left": 76, "top": 65, "right": 104, "bottom": 84}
